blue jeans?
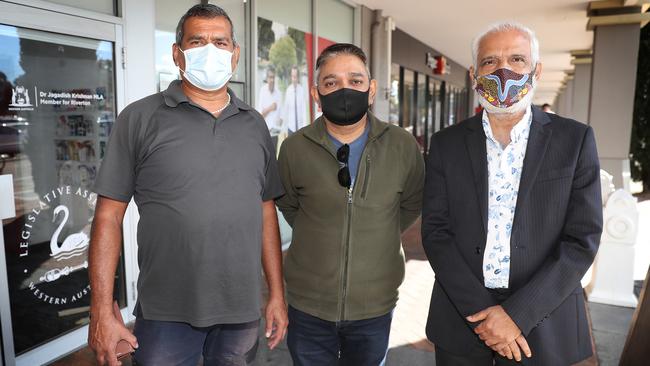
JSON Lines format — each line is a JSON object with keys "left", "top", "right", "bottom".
{"left": 287, "top": 306, "right": 393, "bottom": 366}
{"left": 132, "top": 316, "right": 259, "bottom": 366}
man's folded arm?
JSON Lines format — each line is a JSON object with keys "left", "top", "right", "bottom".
{"left": 400, "top": 137, "right": 425, "bottom": 232}
{"left": 276, "top": 142, "right": 299, "bottom": 227}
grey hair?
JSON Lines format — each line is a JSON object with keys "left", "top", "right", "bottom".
{"left": 471, "top": 21, "right": 539, "bottom": 70}
{"left": 175, "top": 4, "right": 237, "bottom": 46}
{"left": 314, "top": 43, "right": 371, "bottom": 85}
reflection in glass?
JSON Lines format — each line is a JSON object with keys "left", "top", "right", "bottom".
{"left": 415, "top": 73, "right": 426, "bottom": 150}
{"left": 433, "top": 82, "right": 441, "bottom": 133}
{"left": 155, "top": 0, "right": 200, "bottom": 91}
{"left": 0, "top": 24, "right": 126, "bottom": 355}
{"left": 449, "top": 88, "right": 456, "bottom": 126}
{"left": 426, "top": 79, "right": 436, "bottom": 148}
{"left": 317, "top": 0, "right": 354, "bottom": 44}
{"left": 389, "top": 64, "right": 400, "bottom": 125}
{"left": 442, "top": 83, "right": 450, "bottom": 128}
{"left": 402, "top": 69, "right": 414, "bottom": 133}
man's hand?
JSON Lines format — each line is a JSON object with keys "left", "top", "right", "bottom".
{"left": 467, "top": 306, "right": 532, "bottom": 362}
{"left": 261, "top": 200, "right": 286, "bottom": 349}
{"left": 264, "top": 295, "right": 288, "bottom": 350}
{"left": 88, "top": 197, "right": 133, "bottom": 365}
{"left": 88, "top": 309, "right": 138, "bottom": 366}
{"left": 467, "top": 305, "right": 520, "bottom": 345}
{"left": 495, "top": 335, "right": 532, "bottom": 362}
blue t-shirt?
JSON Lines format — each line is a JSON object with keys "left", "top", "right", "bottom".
{"left": 328, "top": 124, "right": 370, "bottom": 186}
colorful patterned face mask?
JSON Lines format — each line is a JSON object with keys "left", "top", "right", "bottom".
{"left": 475, "top": 68, "right": 535, "bottom": 109}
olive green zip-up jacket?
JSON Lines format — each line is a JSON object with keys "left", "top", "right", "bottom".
{"left": 277, "top": 112, "right": 425, "bottom": 322}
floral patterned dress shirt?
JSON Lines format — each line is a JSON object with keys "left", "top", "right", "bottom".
{"left": 481, "top": 107, "right": 532, "bottom": 289}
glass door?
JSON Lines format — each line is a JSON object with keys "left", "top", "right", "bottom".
{"left": 432, "top": 80, "right": 442, "bottom": 133}
{"left": 401, "top": 69, "right": 414, "bottom": 134}
{"left": 415, "top": 72, "right": 426, "bottom": 152}
{"left": 0, "top": 4, "right": 130, "bottom": 365}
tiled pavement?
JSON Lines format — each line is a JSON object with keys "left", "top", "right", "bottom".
{"left": 53, "top": 218, "right": 637, "bottom": 366}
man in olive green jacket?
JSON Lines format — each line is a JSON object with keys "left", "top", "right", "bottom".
{"left": 276, "top": 43, "right": 424, "bottom": 366}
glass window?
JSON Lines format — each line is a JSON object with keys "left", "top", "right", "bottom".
{"left": 317, "top": 0, "right": 354, "bottom": 44}
{"left": 315, "top": 0, "right": 355, "bottom": 120}
{"left": 44, "top": 0, "right": 116, "bottom": 15}
{"left": 257, "top": 0, "right": 312, "bottom": 136}
{"left": 426, "top": 78, "right": 437, "bottom": 147}
{"left": 0, "top": 24, "right": 126, "bottom": 355}
{"left": 402, "top": 69, "right": 414, "bottom": 133}
{"left": 207, "top": 0, "right": 246, "bottom": 84}
{"left": 257, "top": 0, "right": 313, "bottom": 252}
{"left": 258, "top": 0, "right": 311, "bottom": 35}
{"left": 433, "top": 81, "right": 442, "bottom": 133}
{"left": 442, "top": 83, "right": 450, "bottom": 128}
{"left": 155, "top": 0, "right": 199, "bottom": 91}
{"left": 415, "top": 73, "right": 426, "bottom": 150}
{"left": 389, "top": 63, "right": 400, "bottom": 125}
{"left": 448, "top": 87, "right": 456, "bottom": 126}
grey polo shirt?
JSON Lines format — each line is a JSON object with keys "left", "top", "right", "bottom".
{"left": 94, "top": 80, "right": 284, "bottom": 326}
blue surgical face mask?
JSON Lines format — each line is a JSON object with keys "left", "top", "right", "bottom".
{"left": 179, "top": 44, "right": 233, "bottom": 91}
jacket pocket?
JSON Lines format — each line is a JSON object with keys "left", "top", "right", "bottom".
{"left": 361, "top": 155, "right": 371, "bottom": 199}
{"left": 535, "top": 166, "right": 574, "bottom": 183}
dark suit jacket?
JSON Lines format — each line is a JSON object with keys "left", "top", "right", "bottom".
{"left": 422, "top": 107, "right": 603, "bottom": 365}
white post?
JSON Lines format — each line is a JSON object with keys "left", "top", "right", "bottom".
{"left": 588, "top": 184, "right": 639, "bottom": 308}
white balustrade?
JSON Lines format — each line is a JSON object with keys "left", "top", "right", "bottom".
{"left": 587, "top": 170, "right": 639, "bottom": 307}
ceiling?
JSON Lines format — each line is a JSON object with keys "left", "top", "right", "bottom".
{"left": 354, "top": 0, "right": 595, "bottom": 104}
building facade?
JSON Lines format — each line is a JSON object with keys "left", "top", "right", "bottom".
{"left": 0, "top": 1, "right": 470, "bottom": 364}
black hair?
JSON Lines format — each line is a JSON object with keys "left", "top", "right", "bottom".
{"left": 175, "top": 4, "right": 236, "bottom": 46}
{"left": 315, "top": 43, "right": 370, "bottom": 82}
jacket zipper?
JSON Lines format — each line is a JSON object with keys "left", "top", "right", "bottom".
{"left": 302, "top": 127, "right": 386, "bottom": 321}
{"left": 340, "top": 186, "right": 353, "bottom": 320}
{"left": 340, "top": 147, "right": 373, "bottom": 320}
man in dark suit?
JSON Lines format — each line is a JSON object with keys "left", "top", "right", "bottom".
{"left": 422, "top": 22, "right": 603, "bottom": 365}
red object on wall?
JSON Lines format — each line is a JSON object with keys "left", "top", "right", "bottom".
{"left": 433, "top": 55, "right": 447, "bottom": 75}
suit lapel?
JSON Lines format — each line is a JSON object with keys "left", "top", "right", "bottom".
{"left": 512, "top": 108, "right": 552, "bottom": 234}
{"left": 464, "top": 116, "right": 488, "bottom": 237}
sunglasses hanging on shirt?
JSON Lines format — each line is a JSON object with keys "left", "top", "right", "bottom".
{"left": 337, "top": 144, "right": 351, "bottom": 188}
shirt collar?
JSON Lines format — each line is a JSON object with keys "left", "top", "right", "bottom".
{"left": 481, "top": 106, "right": 532, "bottom": 145}
{"left": 162, "top": 79, "right": 251, "bottom": 111}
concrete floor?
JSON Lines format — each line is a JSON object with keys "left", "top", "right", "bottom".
{"left": 588, "top": 302, "right": 635, "bottom": 366}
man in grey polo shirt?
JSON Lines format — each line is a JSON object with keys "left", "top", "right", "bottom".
{"left": 87, "top": 4, "right": 287, "bottom": 366}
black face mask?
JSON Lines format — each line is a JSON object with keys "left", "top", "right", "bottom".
{"left": 318, "top": 88, "right": 370, "bottom": 126}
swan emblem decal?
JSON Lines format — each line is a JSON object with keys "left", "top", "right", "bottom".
{"left": 50, "top": 205, "right": 89, "bottom": 261}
